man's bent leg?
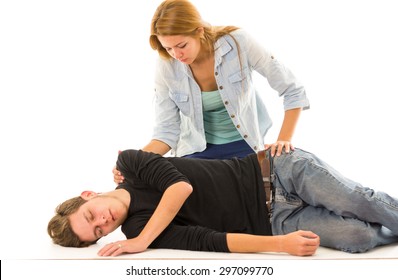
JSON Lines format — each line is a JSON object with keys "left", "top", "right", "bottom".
{"left": 271, "top": 148, "right": 398, "bottom": 236}
{"left": 271, "top": 193, "right": 398, "bottom": 252}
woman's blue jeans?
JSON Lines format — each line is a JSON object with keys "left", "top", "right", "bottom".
{"left": 270, "top": 148, "right": 398, "bottom": 253}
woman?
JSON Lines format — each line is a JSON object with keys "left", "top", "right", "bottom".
{"left": 114, "top": 0, "right": 310, "bottom": 183}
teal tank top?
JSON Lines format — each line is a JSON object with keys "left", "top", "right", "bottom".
{"left": 201, "top": 90, "right": 242, "bottom": 144}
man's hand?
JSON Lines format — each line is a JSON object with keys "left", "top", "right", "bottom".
{"left": 97, "top": 238, "right": 148, "bottom": 257}
{"left": 280, "top": 230, "right": 320, "bottom": 256}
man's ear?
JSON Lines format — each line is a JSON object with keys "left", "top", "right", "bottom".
{"left": 80, "top": 191, "right": 98, "bottom": 200}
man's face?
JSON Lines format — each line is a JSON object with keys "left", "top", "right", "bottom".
{"left": 69, "top": 194, "right": 128, "bottom": 242}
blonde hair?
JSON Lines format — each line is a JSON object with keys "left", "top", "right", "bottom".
{"left": 47, "top": 196, "right": 97, "bottom": 248}
{"left": 150, "top": 0, "right": 240, "bottom": 59}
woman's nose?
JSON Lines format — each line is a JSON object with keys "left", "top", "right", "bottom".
{"left": 174, "top": 49, "right": 182, "bottom": 59}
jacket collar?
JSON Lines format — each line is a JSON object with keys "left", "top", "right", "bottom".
{"left": 214, "top": 36, "right": 233, "bottom": 67}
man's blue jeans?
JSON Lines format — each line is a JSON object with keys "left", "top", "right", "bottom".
{"left": 270, "top": 148, "right": 398, "bottom": 253}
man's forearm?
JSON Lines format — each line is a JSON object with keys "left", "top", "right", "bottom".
{"left": 226, "top": 230, "right": 319, "bottom": 256}
{"left": 226, "top": 233, "right": 282, "bottom": 253}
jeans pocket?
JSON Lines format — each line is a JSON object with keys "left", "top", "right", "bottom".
{"left": 274, "top": 186, "right": 303, "bottom": 207}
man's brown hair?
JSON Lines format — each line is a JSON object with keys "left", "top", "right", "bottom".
{"left": 47, "top": 196, "right": 97, "bottom": 247}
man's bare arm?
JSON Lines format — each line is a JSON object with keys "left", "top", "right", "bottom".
{"left": 226, "top": 230, "right": 320, "bottom": 256}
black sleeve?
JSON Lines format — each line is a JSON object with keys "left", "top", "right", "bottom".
{"left": 121, "top": 214, "right": 229, "bottom": 252}
{"left": 149, "top": 224, "right": 229, "bottom": 253}
{"left": 116, "top": 149, "right": 190, "bottom": 192}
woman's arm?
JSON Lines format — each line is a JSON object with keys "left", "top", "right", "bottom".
{"left": 226, "top": 230, "right": 320, "bottom": 256}
{"left": 142, "top": 139, "right": 171, "bottom": 155}
{"left": 277, "top": 108, "right": 301, "bottom": 143}
{"left": 239, "top": 30, "right": 309, "bottom": 156}
{"left": 265, "top": 107, "right": 302, "bottom": 156}
{"left": 113, "top": 140, "right": 171, "bottom": 184}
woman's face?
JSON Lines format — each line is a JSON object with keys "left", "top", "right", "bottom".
{"left": 157, "top": 34, "right": 202, "bottom": 64}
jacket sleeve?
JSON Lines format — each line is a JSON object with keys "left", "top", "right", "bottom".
{"left": 237, "top": 29, "right": 310, "bottom": 111}
{"left": 151, "top": 58, "right": 181, "bottom": 150}
{"left": 116, "top": 149, "right": 190, "bottom": 192}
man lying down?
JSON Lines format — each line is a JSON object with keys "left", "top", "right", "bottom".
{"left": 48, "top": 148, "right": 398, "bottom": 257}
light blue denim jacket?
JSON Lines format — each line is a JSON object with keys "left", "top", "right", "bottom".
{"left": 152, "top": 29, "right": 310, "bottom": 156}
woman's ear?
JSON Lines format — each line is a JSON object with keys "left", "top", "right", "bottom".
{"left": 80, "top": 190, "right": 98, "bottom": 200}
{"left": 196, "top": 27, "right": 204, "bottom": 35}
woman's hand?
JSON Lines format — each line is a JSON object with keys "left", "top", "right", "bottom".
{"left": 264, "top": 141, "right": 294, "bottom": 157}
{"left": 112, "top": 165, "right": 124, "bottom": 184}
{"left": 113, "top": 150, "right": 124, "bottom": 184}
{"left": 97, "top": 238, "right": 148, "bottom": 257}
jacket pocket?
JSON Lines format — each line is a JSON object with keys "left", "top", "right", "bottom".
{"left": 170, "top": 92, "right": 191, "bottom": 116}
{"left": 228, "top": 67, "right": 250, "bottom": 94}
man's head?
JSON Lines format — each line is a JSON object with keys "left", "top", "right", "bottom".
{"left": 47, "top": 196, "right": 95, "bottom": 247}
{"left": 48, "top": 190, "right": 128, "bottom": 247}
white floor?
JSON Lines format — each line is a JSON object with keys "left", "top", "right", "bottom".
{"left": 3, "top": 222, "right": 398, "bottom": 280}
{"left": 36, "top": 229, "right": 398, "bottom": 260}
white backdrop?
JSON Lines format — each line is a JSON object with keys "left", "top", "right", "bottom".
{"left": 1, "top": 0, "right": 398, "bottom": 260}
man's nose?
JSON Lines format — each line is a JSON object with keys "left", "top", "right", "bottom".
{"left": 95, "top": 215, "right": 108, "bottom": 226}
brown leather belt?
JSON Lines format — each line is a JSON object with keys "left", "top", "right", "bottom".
{"left": 257, "top": 150, "right": 274, "bottom": 212}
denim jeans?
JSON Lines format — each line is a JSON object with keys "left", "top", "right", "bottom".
{"left": 270, "top": 148, "right": 398, "bottom": 253}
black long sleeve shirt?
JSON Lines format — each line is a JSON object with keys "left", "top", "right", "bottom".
{"left": 116, "top": 149, "right": 271, "bottom": 252}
